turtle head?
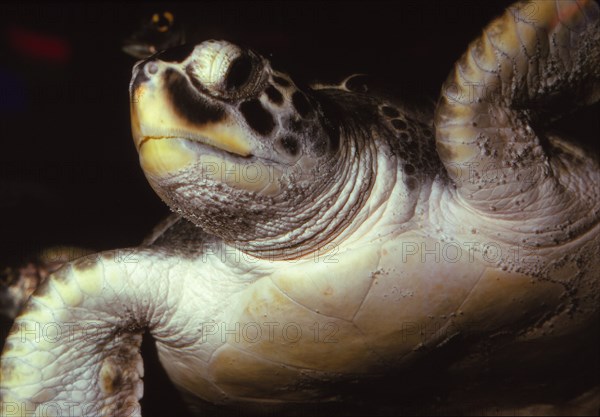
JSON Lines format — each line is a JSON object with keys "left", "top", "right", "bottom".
{"left": 130, "top": 40, "right": 341, "bottom": 193}
{"left": 130, "top": 40, "right": 368, "bottom": 257}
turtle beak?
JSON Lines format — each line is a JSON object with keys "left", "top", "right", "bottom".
{"left": 129, "top": 59, "right": 254, "bottom": 177}
{"left": 128, "top": 42, "right": 293, "bottom": 196}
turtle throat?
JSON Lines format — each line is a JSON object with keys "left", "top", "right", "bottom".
{"left": 149, "top": 126, "right": 377, "bottom": 261}
{"left": 240, "top": 130, "right": 378, "bottom": 259}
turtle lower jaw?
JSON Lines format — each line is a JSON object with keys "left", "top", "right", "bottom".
{"left": 139, "top": 134, "right": 253, "bottom": 157}
{"left": 137, "top": 124, "right": 253, "bottom": 156}
{"left": 138, "top": 137, "right": 201, "bottom": 176}
{"left": 138, "top": 135, "right": 251, "bottom": 174}
{"left": 139, "top": 136, "right": 283, "bottom": 195}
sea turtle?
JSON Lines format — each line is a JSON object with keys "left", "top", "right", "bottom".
{"left": 1, "top": 0, "right": 599, "bottom": 416}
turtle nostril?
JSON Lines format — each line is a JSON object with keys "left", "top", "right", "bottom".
{"left": 140, "top": 60, "right": 159, "bottom": 80}
{"left": 129, "top": 60, "right": 162, "bottom": 98}
{"left": 130, "top": 62, "right": 152, "bottom": 95}
{"left": 146, "top": 62, "right": 159, "bottom": 75}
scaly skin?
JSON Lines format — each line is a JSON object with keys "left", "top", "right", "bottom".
{"left": 1, "top": 183, "right": 597, "bottom": 415}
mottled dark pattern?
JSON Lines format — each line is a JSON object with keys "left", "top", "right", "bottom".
{"left": 314, "top": 86, "right": 444, "bottom": 189}
{"left": 265, "top": 85, "right": 283, "bottom": 105}
{"left": 278, "top": 135, "right": 300, "bottom": 156}
{"left": 291, "top": 91, "right": 312, "bottom": 118}
{"left": 165, "top": 68, "right": 225, "bottom": 125}
{"left": 239, "top": 99, "right": 275, "bottom": 135}
{"left": 272, "top": 76, "right": 290, "bottom": 87}
{"left": 381, "top": 105, "right": 399, "bottom": 118}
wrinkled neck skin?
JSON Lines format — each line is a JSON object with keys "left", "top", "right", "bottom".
{"left": 156, "top": 89, "right": 438, "bottom": 260}
{"left": 159, "top": 122, "right": 377, "bottom": 260}
{"left": 244, "top": 125, "right": 377, "bottom": 259}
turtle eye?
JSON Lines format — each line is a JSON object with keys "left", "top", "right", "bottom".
{"left": 225, "top": 55, "right": 253, "bottom": 91}
{"left": 187, "top": 41, "right": 263, "bottom": 99}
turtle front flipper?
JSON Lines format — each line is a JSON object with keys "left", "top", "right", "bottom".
{"left": 0, "top": 250, "right": 161, "bottom": 417}
{"left": 435, "top": 0, "right": 600, "bottom": 243}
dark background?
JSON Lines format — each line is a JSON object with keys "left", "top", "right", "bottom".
{"left": 1, "top": 1, "right": 598, "bottom": 416}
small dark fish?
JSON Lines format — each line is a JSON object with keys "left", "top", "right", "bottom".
{"left": 122, "top": 11, "right": 186, "bottom": 59}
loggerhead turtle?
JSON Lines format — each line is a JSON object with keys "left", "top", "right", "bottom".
{"left": 1, "top": 0, "right": 599, "bottom": 415}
